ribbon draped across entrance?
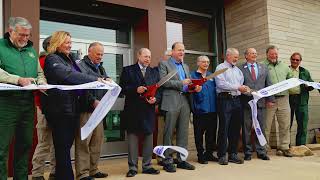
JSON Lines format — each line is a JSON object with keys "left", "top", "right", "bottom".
{"left": 0, "top": 81, "right": 122, "bottom": 140}
{"left": 249, "top": 78, "right": 320, "bottom": 146}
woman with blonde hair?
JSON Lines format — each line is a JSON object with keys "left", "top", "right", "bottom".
{"left": 44, "top": 31, "right": 101, "bottom": 180}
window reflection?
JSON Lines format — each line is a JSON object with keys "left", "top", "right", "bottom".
{"left": 102, "top": 53, "right": 125, "bottom": 142}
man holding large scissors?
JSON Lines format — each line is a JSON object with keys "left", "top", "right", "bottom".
{"left": 120, "top": 48, "right": 161, "bottom": 177}
{"left": 159, "top": 42, "right": 201, "bottom": 172}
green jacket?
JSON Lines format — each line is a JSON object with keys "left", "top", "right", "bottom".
{"left": 296, "top": 66, "right": 314, "bottom": 105}
{"left": 0, "top": 32, "right": 46, "bottom": 85}
{"left": 262, "top": 59, "right": 292, "bottom": 96}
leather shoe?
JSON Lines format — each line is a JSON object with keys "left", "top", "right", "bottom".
{"left": 126, "top": 170, "right": 137, "bottom": 177}
{"left": 244, "top": 154, "right": 252, "bottom": 161}
{"left": 277, "top": 149, "right": 293, "bottom": 157}
{"left": 163, "top": 163, "right": 176, "bottom": 173}
{"left": 142, "top": 167, "right": 160, "bottom": 175}
{"left": 177, "top": 161, "right": 195, "bottom": 170}
{"left": 198, "top": 157, "right": 208, "bottom": 164}
{"left": 282, "top": 149, "right": 293, "bottom": 157}
{"left": 228, "top": 154, "right": 244, "bottom": 164}
{"left": 91, "top": 171, "right": 108, "bottom": 178}
{"left": 204, "top": 153, "right": 218, "bottom": 162}
{"left": 218, "top": 156, "right": 228, "bottom": 165}
{"left": 80, "top": 176, "right": 94, "bottom": 180}
{"left": 257, "top": 154, "right": 270, "bottom": 160}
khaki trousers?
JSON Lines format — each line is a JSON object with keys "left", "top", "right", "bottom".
{"left": 265, "top": 96, "right": 291, "bottom": 150}
{"left": 32, "top": 106, "right": 55, "bottom": 177}
{"left": 75, "top": 112, "right": 104, "bottom": 179}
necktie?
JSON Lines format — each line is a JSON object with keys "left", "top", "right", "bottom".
{"left": 251, "top": 64, "right": 256, "bottom": 81}
{"left": 141, "top": 67, "right": 146, "bottom": 77}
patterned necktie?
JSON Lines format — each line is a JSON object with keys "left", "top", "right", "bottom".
{"left": 251, "top": 64, "right": 256, "bottom": 81}
{"left": 141, "top": 67, "right": 146, "bottom": 77}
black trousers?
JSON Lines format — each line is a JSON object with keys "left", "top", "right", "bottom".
{"left": 217, "top": 96, "right": 243, "bottom": 158}
{"left": 193, "top": 112, "right": 217, "bottom": 158}
{"left": 47, "top": 113, "right": 79, "bottom": 180}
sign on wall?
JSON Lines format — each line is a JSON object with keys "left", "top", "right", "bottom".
{"left": 166, "top": 21, "right": 183, "bottom": 49}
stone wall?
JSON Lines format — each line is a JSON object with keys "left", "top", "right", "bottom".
{"left": 224, "top": 0, "right": 320, "bottom": 146}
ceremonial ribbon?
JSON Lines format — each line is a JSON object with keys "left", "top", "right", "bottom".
{"left": 153, "top": 145, "right": 189, "bottom": 161}
{"left": 249, "top": 78, "right": 320, "bottom": 146}
{"left": 0, "top": 81, "right": 121, "bottom": 140}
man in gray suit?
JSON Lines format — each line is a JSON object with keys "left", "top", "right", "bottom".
{"left": 239, "top": 48, "right": 274, "bottom": 161}
{"left": 159, "top": 42, "right": 201, "bottom": 172}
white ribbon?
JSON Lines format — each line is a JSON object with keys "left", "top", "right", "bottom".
{"left": 0, "top": 81, "right": 121, "bottom": 140}
{"left": 81, "top": 85, "right": 121, "bottom": 140}
{"left": 153, "top": 145, "right": 189, "bottom": 161}
{"left": 0, "top": 81, "right": 117, "bottom": 91}
{"left": 249, "top": 78, "right": 320, "bottom": 146}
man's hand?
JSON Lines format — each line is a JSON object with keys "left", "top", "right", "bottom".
{"left": 182, "top": 78, "right": 192, "bottom": 85}
{"left": 146, "top": 97, "right": 156, "bottom": 104}
{"left": 266, "top": 101, "right": 275, "bottom": 108}
{"left": 93, "top": 100, "right": 100, "bottom": 108}
{"left": 238, "top": 85, "right": 249, "bottom": 93}
{"left": 18, "top": 77, "right": 34, "bottom": 86}
{"left": 137, "top": 86, "right": 147, "bottom": 94}
{"left": 97, "top": 77, "right": 105, "bottom": 83}
{"left": 104, "top": 78, "right": 112, "bottom": 82}
{"left": 194, "top": 85, "right": 202, "bottom": 92}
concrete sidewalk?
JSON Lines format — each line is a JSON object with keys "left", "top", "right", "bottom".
{"left": 40, "top": 149, "right": 320, "bottom": 180}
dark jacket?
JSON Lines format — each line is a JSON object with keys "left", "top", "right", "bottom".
{"left": 295, "top": 66, "right": 314, "bottom": 105}
{"left": 43, "top": 52, "right": 97, "bottom": 116}
{"left": 77, "top": 55, "right": 109, "bottom": 112}
{"left": 119, "top": 63, "right": 160, "bottom": 134}
{"left": 190, "top": 70, "right": 217, "bottom": 114}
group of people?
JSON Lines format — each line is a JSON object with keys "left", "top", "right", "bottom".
{"left": 0, "top": 16, "right": 315, "bottom": 180}
{"left": 0, "top": 17, "right": 108, "bottom": 180}
{"left": 120, "top": 41, "right": 315, "bottom": 177}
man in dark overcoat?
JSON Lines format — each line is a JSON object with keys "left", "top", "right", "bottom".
{"left": 120, "top": 48, "right": 160, "bottom": 177}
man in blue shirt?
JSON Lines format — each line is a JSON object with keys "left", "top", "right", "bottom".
{"left": 190, "top": 56, "right": 217, "bottom": 164}
{"left": 159, "top": 42, "right": 201, "bottom": 172}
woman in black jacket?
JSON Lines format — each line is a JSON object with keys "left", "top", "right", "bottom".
{"left": 44, "top": 31, "right": 101, "bottom": 180}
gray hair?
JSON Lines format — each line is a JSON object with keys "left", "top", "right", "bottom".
{"left": 8, "top": 17, "right": 32, "bottom": 31}
{"left": 89, "top": 42, "right": 103, "bottom": 49}
{"left": 197, "top": 55, "right": 209, "bottom": 62}
{"left": 137, "top": 48, "right": 151, "bottom": 56}
{"left": 266, "top": 45, "right": 278, "bottom": 54}
{"left": 244, "top": 48, "right": 256, "bottom": 56}
{"left": 226, "top": 48, "right": 239, "bottom": 56}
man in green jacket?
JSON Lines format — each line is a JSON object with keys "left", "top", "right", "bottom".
{"left": 0, "top": 17, "right": 46, "bottom": 180}
{"left": 288, "top": 52, "right": 314, "bottom": 146}
{"left": 263, "top": 45, "right": 293, "bottom": 157}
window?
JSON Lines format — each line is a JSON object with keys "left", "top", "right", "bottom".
{"left": 166, "top": 9, "right": 216, "bottom": 72}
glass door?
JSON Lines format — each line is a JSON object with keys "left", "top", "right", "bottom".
{"left": 100, "top": 46, "right": 131, "bottom": 157}
{"left": 40, "top": 35, "right": 132, "bottom": 157}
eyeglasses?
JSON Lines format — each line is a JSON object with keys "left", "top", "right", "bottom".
{"left": 291, "top": 59, "right": 301, "bottom": 62}
{"left": 199, "top": 61, "right": 210, "bottom": 64}
{"left": 14, "top": 31, "right": 31, "bottom": 38}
